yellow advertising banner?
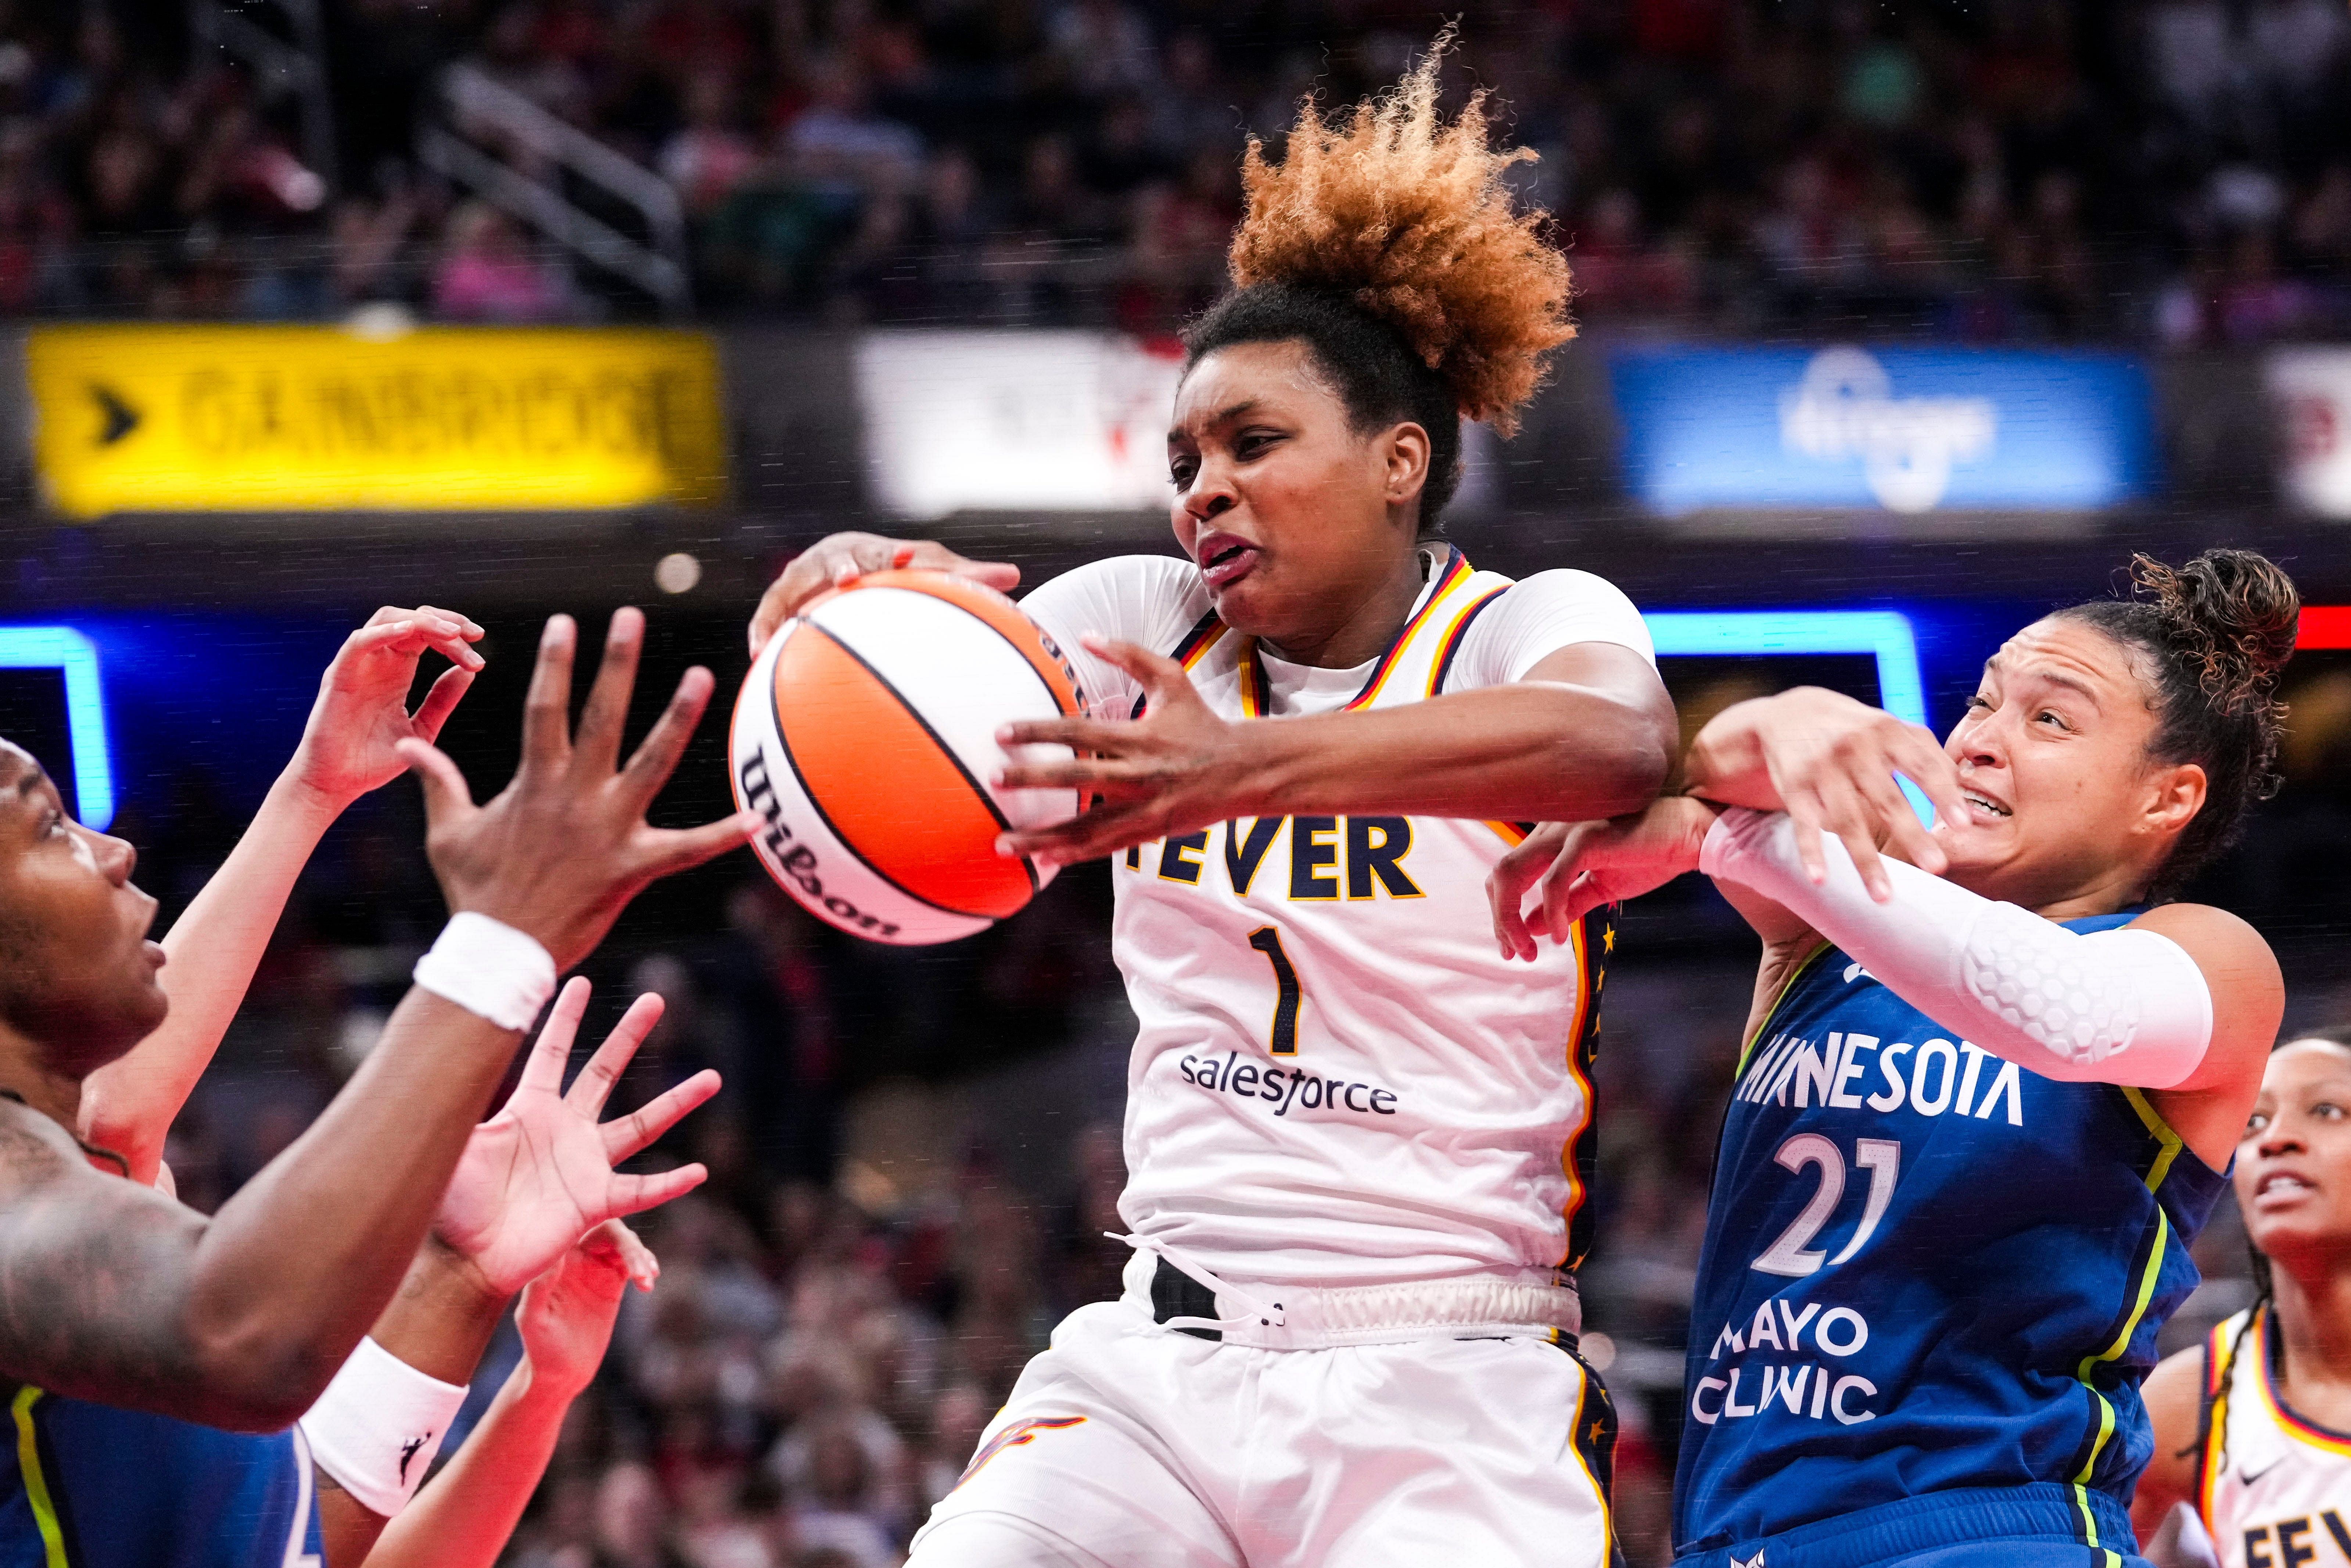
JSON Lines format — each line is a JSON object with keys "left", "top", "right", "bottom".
{"left": 27, "top": 324, "right": 727, "bottom": 517}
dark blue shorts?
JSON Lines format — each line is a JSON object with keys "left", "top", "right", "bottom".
{"left": 1673, "top": 1483, "right": 2149, "bottom": 1568}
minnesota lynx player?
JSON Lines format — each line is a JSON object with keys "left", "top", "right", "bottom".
{"left": 2138, "top": 1030, "right": 2351, "bottom": 1568}
{"left": 1494, "top": 551, "right": 2294, "bottom": 1567}
{"left": 745, "top": 40, "right": 1676, "bottom": 1568}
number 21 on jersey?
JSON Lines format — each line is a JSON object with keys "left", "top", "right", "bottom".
{"left": 1753, "top": 1135, "right": 1901, "bottom": 1277}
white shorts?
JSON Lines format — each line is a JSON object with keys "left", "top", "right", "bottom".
{"left": 908, "top": 1292, "right": 1619, "bottom": 1568}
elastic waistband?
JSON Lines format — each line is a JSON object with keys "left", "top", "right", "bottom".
{"left": 1122, "top": 1248, "right": 1581, "bottom": 1350}
{"left": 1676, "top": 1484, "right": 2140, "bottom": 1568}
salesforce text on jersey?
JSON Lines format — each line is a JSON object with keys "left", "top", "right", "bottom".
{"left": 1177, "top": 1052, "right": 1403, "bottom": 1120}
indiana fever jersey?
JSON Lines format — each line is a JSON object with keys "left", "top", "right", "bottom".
{"left": 1020, "top": 547, "right": 1655, "bottom": 1289}
{"left": 2198, "top": 1305, "right": 2351, "bottom": 1567}
{"left": 0, "top": 1387, "right": 322, "bottom": 1567}
{"left": 1675, "top": 914, "right": 2228, "bottom": 1560}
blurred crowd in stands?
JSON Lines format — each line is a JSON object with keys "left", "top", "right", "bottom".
{"left": 0, "top": 0, "right": 2346, "bottom": 338}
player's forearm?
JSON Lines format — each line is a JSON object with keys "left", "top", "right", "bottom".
{"left": 1701, "top": 809, "right": 2214, "bottom": 1089}
{"left": 367, "top": 1240, "right": 509, "bottom": 1386}
{"left": 362, "top": 1365, "right": 572, "bottom": 1568}
{"left": 304, "top": 1242, "right": 507, "bottom": 1563}
{"left": 1242, "top": 683, "right": 1672, "bottom": 823}
{"left": 82, "top": 769, "right": 346, "bottom": 1180}
{"left": 179, "top": 989, "right": 520, "bottom": 1423}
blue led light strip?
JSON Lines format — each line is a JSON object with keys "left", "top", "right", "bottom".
{"left": 0, "top": 627, "right": 114, "bottom": 830}
{"left": 1643, "top": 609, "right": 1931, "bottom": 821}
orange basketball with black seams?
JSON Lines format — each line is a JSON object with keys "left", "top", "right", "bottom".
{"left": 729, "top": 569, "right": 1089, "bottom": 945}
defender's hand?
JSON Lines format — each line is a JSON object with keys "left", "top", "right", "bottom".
{"left": 398, "top": 608, "right": 760, "bottom": 971}
{"left": 287, "top": 606, "right": 485, "bottom": 808}
{"left": 1489, "top": 797, "right": 1719, "bottom": 961}
{"left": 516, "top": 1221, "right": 653, "bottom": 1401}
{"left": 993, "top": 636, "right": 1256, "bottom": 867}
{"left": 747, "top": 534, "right": 1020, "bottom": 656}
{"left": 434, "top": 980, "right": 715, "bottom": 1298}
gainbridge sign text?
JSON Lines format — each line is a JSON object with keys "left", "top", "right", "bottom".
{"left": 26, "top": 325, "right": 727, "bottom": 517}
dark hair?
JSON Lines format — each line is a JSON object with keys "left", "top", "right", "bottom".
{"left": 1181, "top": 29, "right": 1573, "bottom": 530}
{"left": 2056, "top": 549, "right": 2298, "bottom": 900}
{"left": 1185, "top": 286, "right": 1469, "bottom": 520}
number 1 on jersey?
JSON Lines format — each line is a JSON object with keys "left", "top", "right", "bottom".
{"left": 1248, "top": 925, "right": 1302, "bottom": 1056}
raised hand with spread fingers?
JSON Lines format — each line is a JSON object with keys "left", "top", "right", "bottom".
{"left": 82, "top": 604, "right": 489, "bottom": 1187}
{"left": 399, "top": 607, "right": 762, "bottom": 974}
{"left": 433, "top": 977, "right": 717, "bottom": 1297}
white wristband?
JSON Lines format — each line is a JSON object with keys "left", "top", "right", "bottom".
{"left": 412, "top": 912, "right": 557, "bottom": 1031}
{"left": 297, "top": 1336, "right": 468, "bottom": 1518}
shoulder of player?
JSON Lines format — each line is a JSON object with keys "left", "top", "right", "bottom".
{"left": 0, "top": 1096, "right": 90, "bottom": 1183}
{"left": 0, "top": 1097, "right": 137, "bottom": 1229}
{"left": 1502, "top": 566, "right": 1625, "bottom": 594}
{"left": 1453, "top": 566, "right": 1657, "bottom": 678}
{"left": 2129, "top": 903, "right": 2283, "bottom": 1009}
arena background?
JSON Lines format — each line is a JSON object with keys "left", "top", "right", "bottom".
{"left": 1, "top": 0, "right": 2349, "bottom": 1561}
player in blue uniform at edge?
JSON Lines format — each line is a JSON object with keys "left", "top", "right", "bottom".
{"left": 0, "top": 605, "right": 754, "bottom": 1566}
{"left": 1492, "top": 550, "right": 2297, "bottom": 1567}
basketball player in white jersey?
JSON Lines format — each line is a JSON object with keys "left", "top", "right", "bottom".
{"left": 744, "top": 39, "right": 1676, "bottom": 1568}
{"left": 2138, "top": 1028, "right": 2351, "bottom": 1567}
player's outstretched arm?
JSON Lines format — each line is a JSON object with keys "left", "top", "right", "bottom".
{"left": 746, "top": 532, "right": 1020, "bottom": 655}
{"left": 1487, "top": 797, "right": 1828, "bottom": 1046}
{"left": 80, "top": 606, "right": 487, "bottom": 1186}
{"left": 993, "top": 635, "right": 1677, "bottom": 865}
{"left": 1697, "top": 808, "right": 2279, "bottom": 1164}
{"left": 311, "top": 983, "right": 710, "bottom": 1562}
{"left": 1683, "top": 686, "right": 1969, "bottom": 901}
{"left": 0, "top": 611, "right": 752, "bottom": 1431}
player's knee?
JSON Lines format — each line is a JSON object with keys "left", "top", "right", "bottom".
{"left": 908, "top": 1511, "right": 1109, "bottom": 1568}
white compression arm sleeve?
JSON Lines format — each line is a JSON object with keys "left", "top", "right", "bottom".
{"left": 1699, "top": 808, "right": 2212, "bottom": 1089}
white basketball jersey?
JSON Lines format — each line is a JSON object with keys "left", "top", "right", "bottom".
{"left": 1021, "top": 547, "right": 1653, "bottom": 1289}
{"left": 2199, "top": 1305, "right": 2351, "bottom": 1567}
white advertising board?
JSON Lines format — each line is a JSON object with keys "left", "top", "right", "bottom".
{"left": 2269, "top": 349, "right": 2351, "bottom": 519}
{"left": 856, "top": 330, "right": 1187, "bottom": 519}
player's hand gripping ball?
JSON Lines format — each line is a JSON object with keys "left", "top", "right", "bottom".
{"left": 729, "top": 569, "right": 1087, "bottom": 944}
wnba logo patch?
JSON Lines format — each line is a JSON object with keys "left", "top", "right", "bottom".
{"left": 956, "top": 1415, "right": 1087, "bottom": 1489}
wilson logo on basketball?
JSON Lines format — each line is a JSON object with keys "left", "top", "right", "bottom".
{"left": 729, "top": 569, "right": 1087, "bottom": 946}
{"left": 735, "top": 754, "right": 903, "bottom": 940}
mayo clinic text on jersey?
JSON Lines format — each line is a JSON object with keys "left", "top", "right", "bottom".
{"left": 1691, "top": 1298, "right": 1882, "bottom": 1428}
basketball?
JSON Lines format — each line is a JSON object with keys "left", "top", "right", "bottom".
{"left": 729, "top": 569, "right": 1088, "bottom": 945}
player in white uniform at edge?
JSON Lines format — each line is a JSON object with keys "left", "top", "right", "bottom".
{"left": 2138, "top": 1025, "right": 2351, "bottom": 1567}
{"left": 744, "top": 38, "right": 1678, "bottom": 1568}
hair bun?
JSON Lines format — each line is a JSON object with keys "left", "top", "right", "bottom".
{"left": 1225, "top": 27, "right": 1574, "bottom": 436}
{"left": 2132, "top": 549, "right": 2300, "bottom": 715}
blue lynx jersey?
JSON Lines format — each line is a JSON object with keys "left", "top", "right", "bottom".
{"left": 0, "top": 1387, "right": 322, "bottom": 1567}
{"left": 1675, "top": 913, "right": 2227, "bottom": 1563}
